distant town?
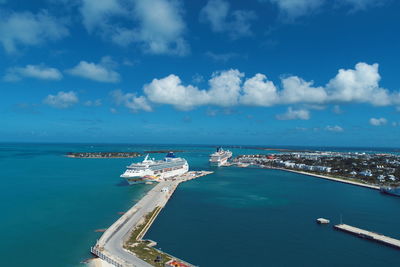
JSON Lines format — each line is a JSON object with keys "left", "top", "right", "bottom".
{"left": 234, "top": 152, "right": 400, "bottom": 186}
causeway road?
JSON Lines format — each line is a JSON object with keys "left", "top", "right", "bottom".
{"left": 98, "top": 180, "right": 179, "bottom": 267}
{"left": 93, "top": 171, "right": 212, "bottom": 266}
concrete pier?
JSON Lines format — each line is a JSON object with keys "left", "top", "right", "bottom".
{"left": 334, "top": 224, "right": 400, "bottom": 249}
{"left": 267, "top": 167, "right": 380, "bottom": 190}
{"left": 91, "top": 171, "right": 213, "bottom": 267}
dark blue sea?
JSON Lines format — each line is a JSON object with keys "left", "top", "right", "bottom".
{"left": 1, "top": 143, "right": 399, "bottom": 267}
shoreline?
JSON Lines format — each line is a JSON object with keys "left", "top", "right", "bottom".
{"left": 267, "top": 167, "right": 380, "bottom": 190}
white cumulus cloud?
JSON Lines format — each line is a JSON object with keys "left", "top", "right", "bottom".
{"left": 143, "top": 69, "right": 245, "bottom": 110}
{"left": 280, "top": 76, "right": 327, "bottom": 104}
{"left": 369, "top": 117, "right": 387, "bottom": 126}
{"left": 327, "top": 63, "right": 390, "bottom": 106}
{"left": 141, "top": 70, "right": 242, "bottom": 110}
{"left": 207, "top": 69, "right": 244, "bottom": 106}
{"left": 111, "top": 89, "right": 152, "bottom": 112}
{"left": 132, "top": 0, "right": 189, "bottom": 55}
{"left": 0, "top": 10, "right": 68, "bottom": 53}
{"left": 276, "top": 107, "right": 310, "bottom": 120}
{"left": 118, "top": 62, "right": 400, "bottom": 111}
{"left": 43, "top": 91, "right": 78, "bottom": 108}
{"left": 80, "top": 0, "right": 125, "bottom": 32}
{"left": 240, "top": 74, "right": 279, "bottom": 106}
{"left": 79, "top": 0, "right": 189, "bottom": 56}
{"left": 66, "top": 56, "right": 120, "bottom": 83}
{"left": 4, "top": 64, "right": 62, "bottom": 81}
{"left": 143, "top": 74, "right": 210, "bottom": 110}
{"left": 200, "top": 0, "right": 256, "bottom": 39}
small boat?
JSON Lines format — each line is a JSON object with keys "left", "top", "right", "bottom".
{"left": 316, "top": 218, "right": 330, "bottom": 224}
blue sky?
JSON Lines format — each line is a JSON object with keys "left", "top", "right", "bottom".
{"left": 0, "top": 0, "right": 400, "bottom": 146}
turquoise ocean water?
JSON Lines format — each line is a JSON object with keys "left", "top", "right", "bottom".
{"left": 1, "top": 144, "right": 399, "bottom": 267}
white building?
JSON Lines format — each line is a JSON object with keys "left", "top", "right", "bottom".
{"left": 359, "top": 170, "right": 372, "bottom": 177}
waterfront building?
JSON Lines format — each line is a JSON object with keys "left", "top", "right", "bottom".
{"left": 377, "top": 175, "right": 385, "bottom": 182}
{"left": 360, "top": 170, "right": 373, "bottom": 177}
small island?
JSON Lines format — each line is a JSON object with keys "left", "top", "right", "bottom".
{"left": 66, "top": 152, "right": 141, "bottom": 158}
{"left": 225, "top": 145, "right": 312, "bottom": 153}
{"left": 144, "top": 150, "right": 185, "bottom": 154}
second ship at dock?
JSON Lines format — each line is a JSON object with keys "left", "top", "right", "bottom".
{"left": 120, "top": 152, "right": 189, "bottom": 185}
{"left": 209, "top": 147, "right": 233, "bottom": 167}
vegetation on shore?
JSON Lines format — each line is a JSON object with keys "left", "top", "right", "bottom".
{"left": 144, "top": 150, "right": 185, "bottom": 154}
{"left": 124, "top": 207, "right": 173, "bottom": 267}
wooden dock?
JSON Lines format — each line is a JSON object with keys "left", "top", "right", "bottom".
{"left": 334, "top": 224, "right": 400, "bottom": 249}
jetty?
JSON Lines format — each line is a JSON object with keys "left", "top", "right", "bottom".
{"left": 283, "top": 169, "right": 380, "bottom": 190}
{"left": 91, "top": 171, "right": 213, "bottom": 267}
{"left": 334, "top": 224, "right": 400, "bottom": 249}
{"left": 264, "top": 168, "right": 380, "bottom": 190}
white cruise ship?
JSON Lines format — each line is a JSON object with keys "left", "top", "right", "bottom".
{"left": 120, "top": 152, "right": 189, "bottom": 185}
{"left": 209, "top": 147, "right": 232, "bottom": 167}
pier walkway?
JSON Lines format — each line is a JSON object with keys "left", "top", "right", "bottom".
{"left": 91, "top": 171, "right": 212, "bottom": 267}
{"left": 334, "top": 224, "right": 400, "bottom": 249}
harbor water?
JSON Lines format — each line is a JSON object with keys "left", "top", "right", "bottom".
{"left": 0, "top": 143, "right": 399, "bottom": 267}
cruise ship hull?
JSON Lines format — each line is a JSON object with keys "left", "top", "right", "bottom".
{"left": 209, "top": 157, "right": 229, "bottom": 167}
{"left": 209, "top": 147, "right": 232, "bottom": 167}
{"left": 122, "top": 165, "right": 189, "bottom": 185}
{"left": 125, "top": 178, "right": 158, "bottom": 185}
{"left": 121, "top": 152, "right": 189, "bottom": 185}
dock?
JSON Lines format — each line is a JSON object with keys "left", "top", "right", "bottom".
{"left": 334, "top": 224, "right": 400, "bottom": 249}
{"left": 91, "top": 171, "right": 213, "bottom": 267}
